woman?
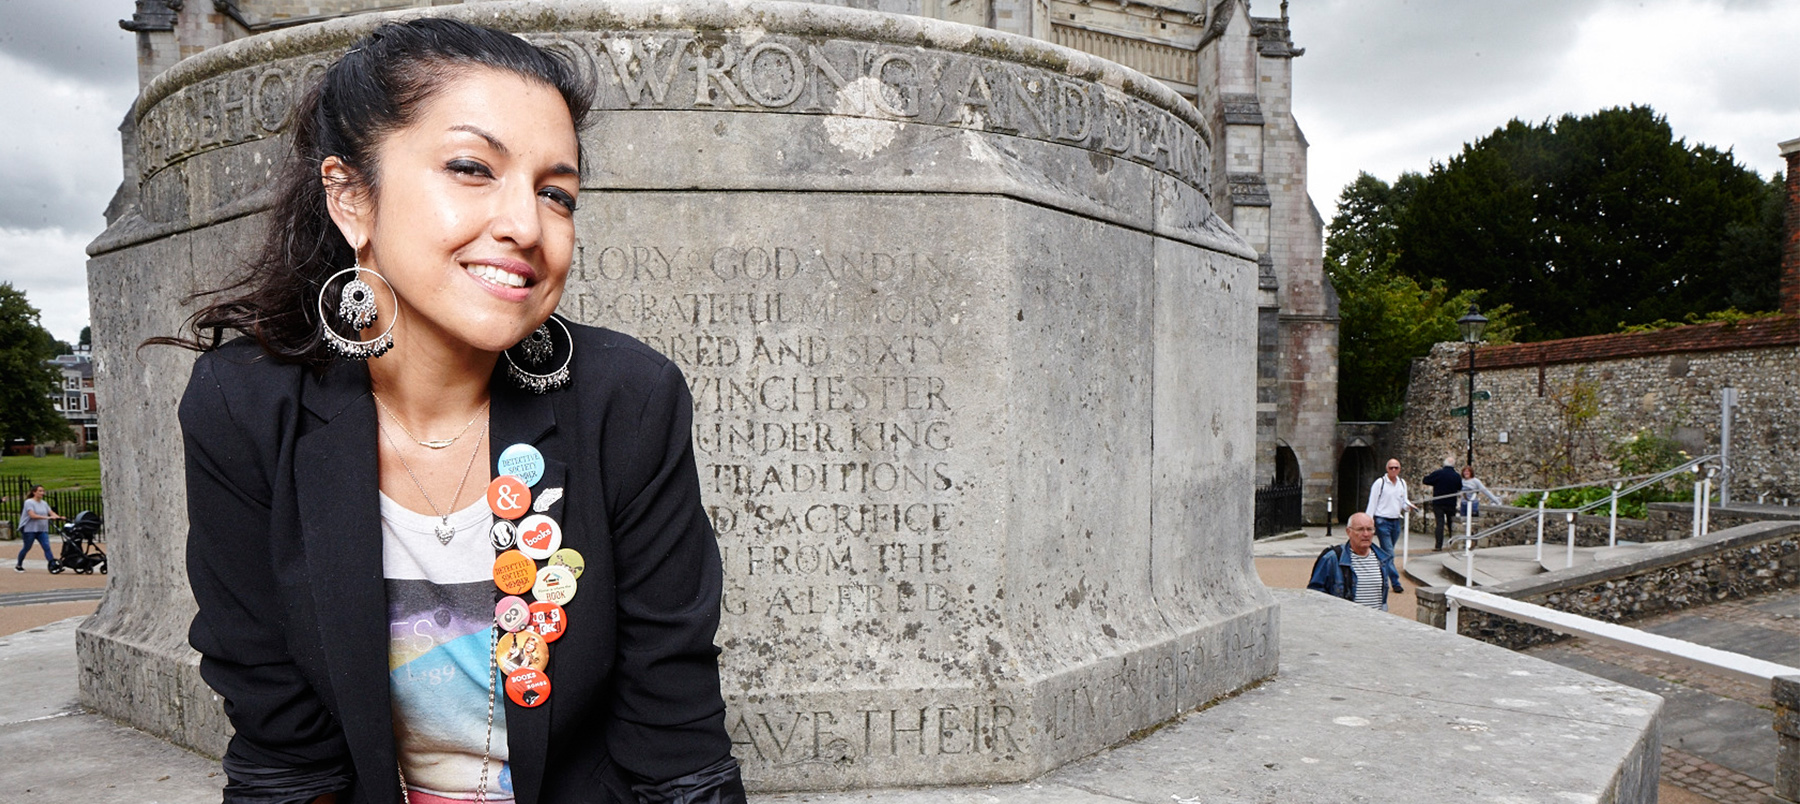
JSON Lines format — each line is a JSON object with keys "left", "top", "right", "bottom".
{"left": 1459, "top": 465, "right": 1502, "bottom": 518}
{"left": 154, "top": 18, "right": 743, "bottom": 804}
{"left": 15, "top": 485, "right": 64, "bottom": 572}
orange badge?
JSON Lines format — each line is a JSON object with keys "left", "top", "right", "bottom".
{"left": 505, "top": 667, "right": 551, "bottom": 707}
{"left": 486, "top": 475, "right": 531, "bottom": 520}
{"left": 492, "top": 550, "right": 536, "bottom": 596}
{"left": 496, "top": 629, "right": 549, "bottom": 675}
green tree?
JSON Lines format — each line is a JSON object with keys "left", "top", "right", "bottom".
{"left": 1326, "top": 172, "right": 1521, "bottom": 421}
{"left": 0, "top": 284, "right": 72, "bottom": 446}
{"left": 78, "top": 325, "right": 91, "bottom": 349}
{"left": 1394, "top": 106, "right": 1779, "bottom": 340}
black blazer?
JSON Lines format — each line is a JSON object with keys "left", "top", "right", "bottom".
{"left": 180, "top": 322, "right": 737, "bottom": 804}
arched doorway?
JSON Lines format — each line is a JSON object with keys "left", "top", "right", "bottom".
{"left": 1336, "top": 446, "right": 1376, "bottom": 525}
{"left": 1274, "top": 445, "right": 1301, "bottom": 486}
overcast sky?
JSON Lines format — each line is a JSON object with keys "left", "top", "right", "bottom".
{"left": 2, "top": 0, "right": 1797, "bottom": 344}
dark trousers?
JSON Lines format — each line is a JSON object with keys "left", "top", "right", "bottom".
{"left": 1432, "top": 506, "right": 1455, "bottom": 549}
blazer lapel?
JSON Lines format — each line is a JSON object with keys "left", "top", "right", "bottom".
{"left": 293, "top": 359, "right": 398, "bottom": 795}
{"left": 490, "top": 379, "right": 561, "bottom": 804}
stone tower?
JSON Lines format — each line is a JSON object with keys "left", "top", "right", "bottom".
{"left": 1195, "top": 0, "right": 1336, "bottom": 522}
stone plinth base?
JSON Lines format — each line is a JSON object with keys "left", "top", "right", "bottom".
{"left": 759, "top": 589, "right": 1662, "bottom": 803}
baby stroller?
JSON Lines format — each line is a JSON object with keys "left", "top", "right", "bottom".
{"left": 54, "top": 511, "right": 106, "bottom": 575}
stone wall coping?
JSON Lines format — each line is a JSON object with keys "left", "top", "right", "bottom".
{"left": 1776, "top": 674, "right": 1800, "bottom": 710}
{"left": 134, "top": 0, "right": 1208, "bottom": 142}
{"left": 1457, "top": 314, "right": 1800, "bottom": 371}
{"left": 1474, "top": 520, "right": 1800, "bottom": 600}
{"left": 1647, "top": 501, "right": 1800, "bottom": 521}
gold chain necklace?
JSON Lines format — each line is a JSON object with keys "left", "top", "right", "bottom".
{"left": 378, "top": 416, "right": 488, "bottom": 546}
{"left": 374, "top": 393, "right": 490, "bottom": 449}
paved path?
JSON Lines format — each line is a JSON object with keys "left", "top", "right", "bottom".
{"left": 0, "top": 546, "right": 106, "bottom": 637}
{"left": 1523, "top": 587, "right": 1800, "bottom": 804}
{"left": 1256, "top": 526, "right": 1788, "bottom": 804}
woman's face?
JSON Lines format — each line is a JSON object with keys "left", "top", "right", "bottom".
{"left": 30, "top": 486, "right": 44, "bottom": 499}
{"left": 330, "top": 67, "right": 581, "bottom": 356}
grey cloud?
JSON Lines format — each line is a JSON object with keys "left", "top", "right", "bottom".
{"left": 0, "top": 0, "right": 138, "bottom": 85}
{"left": 1291, "top": 0, "right": 1587, "bottom": 122}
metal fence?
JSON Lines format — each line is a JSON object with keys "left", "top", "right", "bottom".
{"left": 1, "top": 474, "right": 103, "bottom": 537}
{"left": 1253, "top": 482, "right": 1303, "bottom": 539}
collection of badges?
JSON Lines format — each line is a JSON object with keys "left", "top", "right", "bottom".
{"left": 485, "top": 443, "right": 583, "bottom": 708}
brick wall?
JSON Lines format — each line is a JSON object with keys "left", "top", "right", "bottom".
{"left": 1389, "top": 319, "right": 1800, "bottom": 503}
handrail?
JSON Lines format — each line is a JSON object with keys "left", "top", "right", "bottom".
{"left": 1443, "top": 454, "right": 1718, "bottom": 548}
{"left": 1442, "top": 586, "right": 1798, "bottom": 686}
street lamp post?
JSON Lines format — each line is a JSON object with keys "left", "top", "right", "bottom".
{"left": 1458, "top": 304, "right": 1489, "bottom": 469}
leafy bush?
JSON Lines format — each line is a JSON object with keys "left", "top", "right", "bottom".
{"left": 1515, "top": 429, "right": 1695, "bottom": 518}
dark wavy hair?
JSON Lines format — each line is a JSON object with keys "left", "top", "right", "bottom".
{"left": 147, "top": 17, "right": 594, "bottom": 365}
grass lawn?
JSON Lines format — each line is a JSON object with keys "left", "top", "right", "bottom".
{"left": 0, "top": 454, "right": 103, "bottom": 493}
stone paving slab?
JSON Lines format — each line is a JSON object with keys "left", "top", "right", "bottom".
{"left": 768, "top": 590, "right": 1662, "bottom": 803}
{"left": 0, "top": 617, "right": 223, "bottom": 803}
{"left": 1531, "top": 646, "right": 1774, "bottom": 783}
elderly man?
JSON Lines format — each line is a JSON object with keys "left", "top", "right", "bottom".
{"left": 1308, "top": 512, "right": 1404, "bottom": 611}
{"left": 1365, "top": 458, "right": 1417, "bottom": 555}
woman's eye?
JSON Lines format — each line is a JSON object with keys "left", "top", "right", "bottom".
{"left": 447, "top": 159, "right": 493, "bottom": 178}
{"left": 540, "top": 187, "right": 577, "bottom": 212}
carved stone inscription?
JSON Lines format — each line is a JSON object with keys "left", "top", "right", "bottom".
{"left": 567, "top": 240, "right": 974, "bottom": 637}
{"left": 134, "top": 30, "right": 1208, "bottom": 191}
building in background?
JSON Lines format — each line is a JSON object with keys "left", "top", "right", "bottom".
{"left": 47, "top": 350, "right": 99, "bottom": 450}
{"left": 117, "top": 0, "right": 1338, "bottom": 523}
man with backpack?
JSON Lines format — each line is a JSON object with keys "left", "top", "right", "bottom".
{"left": 1423, "top": 458, "right": 1465, "bottom": 551}
{"left": 1308, "top": 512, "right": 1403, "bottom": 611}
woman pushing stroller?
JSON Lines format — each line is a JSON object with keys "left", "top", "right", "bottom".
{"left": 16, "top": 485, "right": 64, "bottom": 572}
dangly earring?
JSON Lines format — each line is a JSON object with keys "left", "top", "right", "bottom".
{"left": 504, "top": 315, "right": 572, "bottom": 393}
{"left": 318, "top": 264, "right": 396, "bottom": 360}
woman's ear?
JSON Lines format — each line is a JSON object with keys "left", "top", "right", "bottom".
{"left": 321, "top": 156, "right": 370, "bottom": 251}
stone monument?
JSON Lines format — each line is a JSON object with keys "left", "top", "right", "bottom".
{"left": 84, "top": 0, "right": 1276, "bottom": 791}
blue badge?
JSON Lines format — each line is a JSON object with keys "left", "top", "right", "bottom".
{"left": 497, "top": 443, "right": 546, "bottom": 487}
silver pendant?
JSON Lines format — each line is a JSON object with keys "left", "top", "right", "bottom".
{"left": 339, "top": 275, "right": 379, "bottom": 330}
{"left": 435, "top": 518, "right": 455, "bottom": 546}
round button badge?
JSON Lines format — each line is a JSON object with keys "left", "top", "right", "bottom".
{"left": 548, "top": 548, "right": 585, "bottom": 579}
{"left": 505, "top": 667, "right": 551, "bottom": 707}
{"left": 486, "top": 476, "right": 531, "bottom": 520}
{"left": 492, "top": 550, "right": 536, "bottom": 596}
{"left": 497, "top": 444, "right": 546, "bottom": 488}
{"left": 515, "top": 514, "right": 563, "bottom": 560}
{"left": 496, "top": 629, "right": 548, "bottom": 674}
{"left": 494, "top": 596, "right": 530, "bottom": 633}
{"left": 527, "top": 601, "right": 567, "bottom": 643}
{"left": 489, "top": 520, "right": 517, "bottom": 551}
{"left": 533, "top": 564, "right": 578, "bottom": 606}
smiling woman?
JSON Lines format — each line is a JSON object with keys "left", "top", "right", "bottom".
{"left": 146, "top": 17, "right": 744, "bottom": 804}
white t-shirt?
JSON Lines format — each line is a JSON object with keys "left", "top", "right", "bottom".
{"left": 1366, "top": 477, "right": 1410, "bottom": 519}
{"left": 382, "top": 493, "right": 516, "bottom": 804}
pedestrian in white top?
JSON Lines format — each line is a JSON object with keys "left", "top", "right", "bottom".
{"left": 1365, "top": 459, "right": 1417, "bottom": 555}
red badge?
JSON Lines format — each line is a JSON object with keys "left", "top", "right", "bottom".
{"left": 527, "top": 601, "right": 567, "bottom": 643}
{"left": 506, "top": 667, "right": 551, "bottom": 707}
{"left": 486, "top": 476, "right": 531, "bottom": 520}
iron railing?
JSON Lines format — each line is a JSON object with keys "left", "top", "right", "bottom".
{"left": 1254, "top": 482, "right": 1303, "bottom": 539}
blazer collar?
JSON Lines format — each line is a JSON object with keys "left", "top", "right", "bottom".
{"left": 295, "top": 357, "right": 562, "bottom": 803}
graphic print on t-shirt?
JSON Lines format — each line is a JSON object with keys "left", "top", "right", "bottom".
{"left": 384, "top": 493, "right": 515, "bottom": 803}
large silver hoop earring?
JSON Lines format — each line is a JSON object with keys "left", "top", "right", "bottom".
{"left": 317, "top": 265, "right": 396, "bottom": 360}
{"left": 504, "top": 315, "right": 572, "bottom": 394}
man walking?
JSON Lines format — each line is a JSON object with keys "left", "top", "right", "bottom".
{"left": 1365, "top": 458, "right": 1416, "bottom": 555}
{"left": 1308, "top": 513, "right": 1403, "bottom": 611}
{"left": 1423, "top": 458, "right": 1464, "bottom": 551}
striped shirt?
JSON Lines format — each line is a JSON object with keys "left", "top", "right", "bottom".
{"left": 1349, "top": 550, "right": 1386, "bottom": 611}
